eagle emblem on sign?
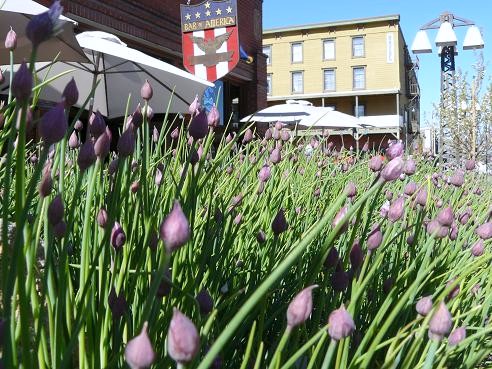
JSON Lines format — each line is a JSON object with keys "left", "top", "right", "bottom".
{"left": 180, "top": 0, "right": 239, "bottom": 82}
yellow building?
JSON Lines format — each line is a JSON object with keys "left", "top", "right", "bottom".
{"left": 263, "top": 14, "right": 420, "bottom": 141}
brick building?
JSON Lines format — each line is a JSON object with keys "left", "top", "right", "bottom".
{"left": 38, "top": 0, "right": 267, "bottom": 121}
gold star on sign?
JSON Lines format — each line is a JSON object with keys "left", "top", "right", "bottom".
{"left": 205, "top": 10, "right": 211, "bottom": 17}
{"left": 216, "top": 8, "right": 222, "bottom": 15}
{"left": 204, "top": 1, "right": 211, "bottom": 8}
{"left": 226, "top": 6, "right": 232, "bottom": 13}
{"left": 195, "top": 12, "right": 201, "bottom": 19}
{"left": 185, "top": 13, "right": 191, "bottom": 20}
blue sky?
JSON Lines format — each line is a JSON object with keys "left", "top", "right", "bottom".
{"left": 262, "top": 0, "right": 491, "bottom": 126}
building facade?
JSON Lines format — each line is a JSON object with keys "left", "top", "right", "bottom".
{"left": 263, "top": 15, "right": 420, "bottom": 147}
{"left": 39, "top": 0, "right": 267, "bottom": 121}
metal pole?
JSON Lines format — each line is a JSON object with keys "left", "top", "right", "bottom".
{"left": 439, "top": 45, "right": 456, "bottom": 166}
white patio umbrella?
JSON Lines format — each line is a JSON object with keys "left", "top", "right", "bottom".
{"left": 298, "top": 109, "right": 362, "bottom": 129}
{"left": 0, "top": 0, "right": 87, "bottom": 64}
{"left": 241, "top": 100, "right": 319, "bottom": 124}
{"left": 24, "top": 31, "right": 214, "bottom": 117}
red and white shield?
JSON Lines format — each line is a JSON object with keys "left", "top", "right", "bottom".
{"left": 180, "top": 0, "right": 240, "bottom": 83}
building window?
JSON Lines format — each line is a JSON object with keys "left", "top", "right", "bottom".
{"left": 323, "top": 69, "right": 336, "bottom": 91}
{"left": 352, "top": 36, "right": 365, "bottom": 58}
{"left": 353, "top": 66, "right": 365, "bottom": 89}
{"left": 267, "top": 74, "right": 272, "bottom": 95}
{"left": 323, "top": 39, "right": 335, "bottom": 60}
{"left": 291, "top": 71, "right": 303, "bottom": 93}
{"left": 354, "top": 104, "right": 366, "bottom": 117}
{"left": 291, "top": 42, "right": 303, "bottom": 63}
{"left": 263, "top": 45, "right": 272, "bottom": 65}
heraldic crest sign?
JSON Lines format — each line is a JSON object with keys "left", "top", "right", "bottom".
{"left": 180, "top": 0, "right": 240, "bottom": 82}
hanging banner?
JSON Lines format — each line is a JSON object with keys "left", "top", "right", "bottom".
{"left": 180, "top": 0, "right": 240, "bottom": 82}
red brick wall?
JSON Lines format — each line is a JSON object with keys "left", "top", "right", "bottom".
{"left": 39, "top": 0, "right": 266, "bottom": 114}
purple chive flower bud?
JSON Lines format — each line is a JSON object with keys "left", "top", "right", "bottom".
{"left": 367, "top": 223, "right": 383, "bottom": 251}
{"left": 428, "top": 302, "right": 453, "bottom": 341}
{"left": 170, "top": 127, "right": 180, "bottom": 140}
{"left": 269, "top": 148, "right": 282, "bottom": 164}
{"left": 328, "top": 305, "right": 356, "bottom": 341}
{"left": 471, "top": 239, "right": 484, "bottom": 257}
{"left": 385, "top": 190, "right": 393, "bottom": 201}
{"left": 416, "top": 296, "right": 433, "bottom": 316}
{"left": 416, "top": 188, "right": 428, "bottom": 207}
{"left": 68, "top": 131, "right": 79, "bottom": 149}
{"left": 97, "top": 208, "right": 108, "bottom": 228}
{"left": 111, "top": 222, "right": 126, "bottom": 250}
{"left": 446, "top": 278, "right": 460, "bottom": 300}
{"left": 5, "top": 27, "right": 17, "bottom": 50}
{"left": 437, "top": 207, "right": 454, "bottom": 227}
{"left": 140, "top": 79, "right": 153, "bottom": 101}
{"left": 386, "top": 141, "right": 404, "bottom": 160}
{"left": 167, "top": 308, "right": 200, "bottom": 364}
{"left": 464, "top": 159, "right": 475, "bottom": 171}
{"left": 369, "top": 156, "right": 383, "bottom": 172}
{"left": 129, "top": 104, "right": 143, "bottom": 129}
{"left": 188, "top": 109, "right": 208, "bottom": 140}
{"left": 94, "top": 127, "right": 111, "bottom": 160}
{"left": 39, "top": 166, "right": 53, "bottom": 197}
{"left": 381, "top": 157, "right": 404, "bottom": 182}
{"left": 254, "top": 230, "right": 266, "bottom": 244}
{"left": 89, "top": 111, "right": 106, "bottom": 138}
{"left": 426, "top": 220, "right": 448, "bottom": 239}
{"left": 242, "top": 128, "right": 253, "bottom": 144}
{"left": 11, "top": 62, "right": 33, "bottom": 103}
{"left": 361, "top": 141, "right": 369, "bottom": 152}
{"left": 48, "top": 194, "right": 64, "bottom": 226}
{"left": 324, "top": 247, "right": 339, "bottom": 269}
{"left": 130, "top": 181, "right": 140, "bottom": 194}
{"left": 26, "top": 0, "right": 63, "bottom": 48}
{"left": 450, "top": 170, "right": 464, "bottom": 187}
{"left": 404, "top": 182, "right": 417, "bottom": 196}
{"left": 108, "top": 158, "right": 119, "bottom": 176}
{"left": 449, "top": 223, "right": 458, "bottom": 241}
{"left": 258, "top": 165, "right": 271, "bottom": 182}
{"left": 108, "top": 288, "right": 128, "bottom": 319}
{"left": 331, "top": 263, "right": 349, "bottom": 291}
{"left": 388, "top": 197, "right": 405, "bottom": 223}
{"left": 157, "top": 270, "right": 172, "bottom": 297}
{"left": 196, "top": 289, "right": 214, "bottom": 315}
{"left": 475, "top": 222, "right": 492, "bottom": 240}
{"left": 53, "top": 220, "right": 67, "bottom": 239}
{"left": 286, "top": 285, "right": 318, "bottom": 329}
{"left": 74, "top": 120, "right": 83, "bottom": 131}
{"left": 272, "top": 208, "right": 288, "bottom": 235}
{"left": 281, "top": 130, "right": 291, "bottom": 141}
{"left": 380, "top": 201, "right": 390, "bottom": 218}
{"left": 38, "top": 103, "right": 68, "bottom": 146}
{"left": 332, "top": 206, "right": 349, "bottom": 233}
{"left": 206, "top": 104, "right": 220, "bottom": 128}
{"left": 77, "top": 139, "right": 96, "bottom": 171}
{"left": 118, "top": 127, "right": 135, "bottom": 158}
{"left": 448, "top": 327, "right": 466, "bottom": 347}
{"left": 345, "top": 182, "right": 357, "bottom": 198}
{"left": 159, "top": 201, "right": 190, "bottom": 253}
{"left": 62, "top": 77, "right": 78, "bottom": 108}
{"left": 350, "top": 239, "right": 364, "bottom": 270}
{"left": 189, "top": 95, "right": 200, "bottom": 116}
{"left": 264, "top": 128, "right": 272, "bottom": 140}
{"left": 125, "top": 322, "right": 156, "bottom": 369}
{"left": 403, "top": 158, "right": 416, "bottom": 175}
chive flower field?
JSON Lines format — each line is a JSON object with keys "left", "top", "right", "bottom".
{"left": 0, "top": 3, "right": 491, "bottom": 369}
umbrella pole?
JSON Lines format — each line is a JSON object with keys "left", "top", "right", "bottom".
{"left": 88, "top": 53, "right": 101, "bottom": 119}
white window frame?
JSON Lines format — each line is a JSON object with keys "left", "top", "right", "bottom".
{"left": 291, "top": 42, "right": 303, "bottom": 63}
{"left": 291, "top": 71, "right": 304, "bottom": 94}
{"left": 352, "top": 36, "right": 365, "bottom": 58}
{"left": 353, "top": 66, "right": 366, "bottom": 90}
{"left": 323, "top": 39, "right": 336, "bottom": 60}
{"left": 263, "top": 45, "right": 272, "bottom": 65}
{"left": 323, "top": 69, "right": 336, "bottom": 91}
{"left": 267, "top": 73, "right": 272, "bottom": 95}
